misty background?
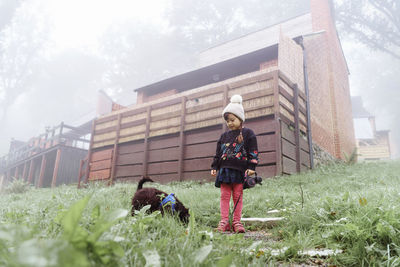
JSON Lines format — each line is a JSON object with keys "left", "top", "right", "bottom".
{"left": 0, "top": 0, "right": 399, "bottom": 158}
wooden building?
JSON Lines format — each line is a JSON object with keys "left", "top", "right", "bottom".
{"left": 352, "top": 96, "right": 391, "bottom": 161}
{"left": 81, "top": 31, "right": 313, "bottom": 184}
{"left": 0, "top": 121, "right": 91, "bottom": 188}
{"left": 84, "top": 70, "right": 310, "bottom": 184}
{"left": 81, "top": 0, "right": 355, "bottom": 184}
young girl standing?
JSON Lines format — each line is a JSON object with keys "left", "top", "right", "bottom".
{"left": 211, "top": 94, "right": 259, "bottom": 233}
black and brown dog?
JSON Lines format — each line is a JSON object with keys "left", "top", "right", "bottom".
{"left": 131, "top": 177, "right": 190, "bottom": 224}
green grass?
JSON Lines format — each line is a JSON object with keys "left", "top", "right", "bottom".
{"left": 1, "top": 160, "right": 400, "bottom": 266}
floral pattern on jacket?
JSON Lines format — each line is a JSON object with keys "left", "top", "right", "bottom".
{"left": 211, "top": 128, "right": 259, "bottom": 172}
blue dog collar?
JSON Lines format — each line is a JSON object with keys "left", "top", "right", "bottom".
{"left": 160, "top": 193, "right": 176, "bottom": 212}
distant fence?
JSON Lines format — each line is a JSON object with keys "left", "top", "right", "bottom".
{"left": 0, "top": 121, "right": 91, "bottom": 188}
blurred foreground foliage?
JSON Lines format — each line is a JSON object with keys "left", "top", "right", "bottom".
{"left": 0, "top": 160, "right": 399, "bottom": 266}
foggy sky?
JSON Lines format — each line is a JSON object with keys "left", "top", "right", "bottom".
{"left": 0, "top": 0, "right": 399, "bottom": 158}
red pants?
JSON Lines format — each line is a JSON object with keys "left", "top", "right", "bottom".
{"left": 220, "top": 183, "right": 243, "bottom": 222}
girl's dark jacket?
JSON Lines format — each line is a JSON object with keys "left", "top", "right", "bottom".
{"left": 211, "top": 127, "right": 259, "bottom": 173}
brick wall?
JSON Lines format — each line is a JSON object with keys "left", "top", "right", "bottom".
{"left": 278, "top": 32, "right": 305, "bottom": 93}
{"left": 304, "top": 34, "right": 336, "bottom": 156}
{"left": 306, "top": 0, "right": 356, "bottom": 159}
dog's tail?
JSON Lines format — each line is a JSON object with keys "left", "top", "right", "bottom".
{"left": 137, "top": 176, "right": 154, "bottom": 191}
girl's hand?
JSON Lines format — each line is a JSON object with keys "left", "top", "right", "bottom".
{"left": 211, "top": 169, "right": 217, "bottom": 176}
{"left": 245, "top": 169, "right": 255, "bottom": 176}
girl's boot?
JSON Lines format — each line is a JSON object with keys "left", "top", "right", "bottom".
{"left": 232, "top": 221, "right": 245, "bottom": 233}
{"left": 216, "top": 220, "right": 231, "bottom": 232}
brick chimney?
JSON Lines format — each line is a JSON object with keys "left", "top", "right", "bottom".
{"left": 305, "top": 0, "right": 356, "bottom": 159}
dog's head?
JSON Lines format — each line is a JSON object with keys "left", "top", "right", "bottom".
{"left": 178, "top": 207, "right": 190, "bottom": 224}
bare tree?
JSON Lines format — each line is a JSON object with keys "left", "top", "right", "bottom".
{"left": 0, "top": 0, "right": 23, "bottom": 30}
{"left": 167, "top": 0, "right": 309, "bottom": 53}
{"left": 335, "top": 0, "right": 400, "bottom": 60}
{"left": 0, "top": 2, "right": 50, "bottom": 123}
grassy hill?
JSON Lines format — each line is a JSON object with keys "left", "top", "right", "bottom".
{"left": 1, "top": 160, "right": 399, "bottom": 266}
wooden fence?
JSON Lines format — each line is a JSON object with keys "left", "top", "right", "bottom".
{"left": 83, "top": 69, "right": 310, "bottom": 184}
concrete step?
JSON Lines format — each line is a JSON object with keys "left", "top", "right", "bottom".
{"left": 266, "top": 209, "right": 286, "bottom": 215}
{"left": 267, "top": 247, "right": 343, "bottom": 257}
{"left": 242, "top": 217, "right": 284, "bottom": 226}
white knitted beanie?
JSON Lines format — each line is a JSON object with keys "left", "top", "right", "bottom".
{"left": 222, "top": 95, "right": 245, "bottom": 122}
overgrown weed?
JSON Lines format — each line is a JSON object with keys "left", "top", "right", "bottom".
{"left": 2, "top": 177, "right": 31, "bottom": 194}
{"left": 0, "top": 160, "right": 399, "bottom": 266}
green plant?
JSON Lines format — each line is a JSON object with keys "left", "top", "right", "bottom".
{"left": 55, "top": 195, "right": 128, "bottom": 266}
{"left": 2, "top": 177, "right": 31, "bottom": 194}
{"left": 0, "top": 160, "right": 399, "bottom": 266}
{"left": 343, "top": 147, "right": 358, "bottom": 165}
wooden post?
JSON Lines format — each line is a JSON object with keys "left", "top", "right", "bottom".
{"left": 58, "top": 122, "right": 64, "bottom": 145}
{"left": 50, "top": 128, "right": 56, "bottom": 147}
{"left": 44, "top": 130, "right": 49, "bottom": 149}
{"left": 293, "top": 84, "right": 301, "bottom": 173}
{"left": 51, "top": 148, "right": 62, "bottom": 188}
{"left": 84, "top": 120, "right": 96, "bottom": 184}
{"left": 300, "top": 36, "right": 314, "bottom": 169}
{"left": 37, "top": 155, "right": 47, "bottom": 188}
{"left": 109, "top": 114, "right": 122, "bottom": 185}
{"left": 273, "top": 71, "right": 282, "bottom": 175}
{"left": 27, "top": 160, "right": 35, "bottom": 184}
{"left": 222, "top": 85, "right": 229, "bottom": 133}
{"left": 22, "top": 162, "right": 28, "bottom": 181}
{"left": 77, "top": 159, "right": 85, "bottom": 188}
{"left": 143, "top": 106, "right": 151, "bottom": 177}
{"left": 178, "top": 96, "right": 187, "bottom": 181}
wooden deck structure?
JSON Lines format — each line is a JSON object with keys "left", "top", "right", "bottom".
{"left": 352, "top": 96, "right": 391, "bottom": 161}
{"left": 82, "top": 69, "right": 311, "bottom": 185}
{"left": 0, "top": 121, "right": 91, "bottom": 188}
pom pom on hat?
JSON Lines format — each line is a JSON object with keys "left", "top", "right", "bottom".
{"left": 222, "top": 94, "right": 245, "bottom": 122}
{"left": 230, "top": 94, "right": 243, "bottom": 104}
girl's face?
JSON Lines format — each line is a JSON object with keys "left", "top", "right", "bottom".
{"left": 225, "top": 113, "right": 242, "bottom": 130}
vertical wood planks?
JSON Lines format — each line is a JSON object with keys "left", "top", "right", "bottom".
{"left": 109, "top": 113, "right": 122, "bottom": 185}
{"left": 143, "top": 106, "right": 151, "bottom": 176}
{"left": 37, "top": 155, "right": 46, "bottom": 188}
{"left": 273, "top": 71, "right": 282, "bottom": 175}
{"left": 84, "top": 120, "right": 96, "bottom": 184}
{"left": 77, "top": 158, "right": 85, "bottom": 188}
{"left": 178, "top": 97, "right": 187, "bottom": 181}
{"left": 51, "top": 148, "right": 62, "bottom": 188}
{"left": 27, "top": 160, "right": 34, "bottom": 184}
{"left": 294, "top": 84, "right": 301, "bottom": 172}
{"left": 22, "top": 162, "right": 28, "bottom": 181}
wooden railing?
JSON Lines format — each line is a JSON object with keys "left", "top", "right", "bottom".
{"left": 0, "top": 122, "right": 91, "bottom": 169}
{"left": 92, "top": 70, "right": 308, "bottom": 149}
{"left": 86, "top": 68, "right": 310, "bottom": 182}
{"left": 92, "top": 70, "right": 304, "bottom": 149}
